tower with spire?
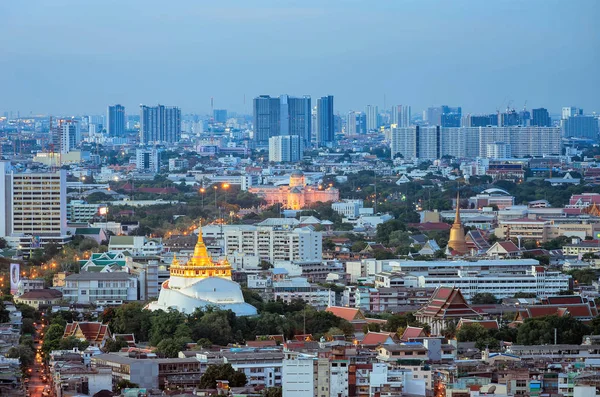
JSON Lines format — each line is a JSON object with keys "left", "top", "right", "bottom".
{"left": 448, "top": 191, "right": 468, "bottom": 254}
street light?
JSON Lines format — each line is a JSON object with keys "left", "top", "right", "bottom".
{"left": 213, "top": 185, "right": 218, "bottom": 206}
{"left": 200, "top": 187, "right": 206, "bottom": 208}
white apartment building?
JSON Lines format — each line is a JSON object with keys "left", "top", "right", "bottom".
{"left": 330, "top": 360, "right": 350, "bottom": 397}
{"left": 59, "top": 120, "right": 81, "bottom": 154}
{"left": 67, "top": 200, "right": 107, "bottom": 222}
{"left": 63, "top": 272, "right": 138, "bottom": 305}
{"left": 0, "top": 162, "right": 68, "bottom": 248}
{"left": 108, "top": 236, "right": 163, "bottom": 256}
{"left": 282, "top": 352, "right": 330, "bottom": 397}
{"left": 222, "top": 351, "right": 283, "bottom": 388}
{"left": 269, "top": 135, "right": 302, "bottom": 162}
{"left": 417, "top": 266, "right": 571, "bottom": 300}
{"left": 224, "top": 225, "right": 322, "bottom": 264}
{"left": 168, "top": 158, "right": 189, "bottom": 171}
{"left": 273, "top": 277, "right": 334, "bottom": 309}
{"left": 135, "top": 148, "right": 160, "bottom": 173}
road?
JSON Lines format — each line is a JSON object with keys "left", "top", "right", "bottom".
{"left": 27, "top": 324, "right": 51, "bottom": 397}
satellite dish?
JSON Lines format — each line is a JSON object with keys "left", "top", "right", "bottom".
{"left": 488, "top": 385, "right": 496, "bottom": 394}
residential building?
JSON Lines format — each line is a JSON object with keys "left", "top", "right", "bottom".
{"left": 63, "top": 272, "right": 139, "bottom": 305}
{"left": 562, "top": 106, "right": 583, "bottom": 119}
{"left": 464, "top": 114, "right": 498, "bottom": 127}
{"left": 66, "top": 200, "right": 107, "bottom": 222}
{"left": 58, "top": 120, "right": 81, "bottom": 154}
{"left": 168, "top": 158, "right": 189, "bottom": 171}
{"left": 282, "top": 352, "right": 330, "bottom": 397}
{"left": 269, "top": 135, "right": 303, "bottom": 162}
{"left": 272, "top": 278, "right": 333, "bottom": 308}
{"left": 253, "top": 95, "right": 281, "bottom": 145}
{"left": 392, "top": 105, "right": 411, "bottom": 127}
{"left": 366, "top": 105, "right": 380, "bottom": 132}
{"left": 14, "top": 289, "right": 63, "bottom": 309}
{"left": 332, "top": 199, "right": 365, "bottom": 218}
{"left": 140, "top": 104, "right": 181, "bottom": 144}
{"left": 531, "top": 108, "right": 551, "bottom": 127}
{"left": 0, "top": 162, "right": 68, "bottom": 247}
{"left": 346, "top": 111, "right": 366, "bottom": 135}
{"left": 562, "top": 116, "right": 599, "bottom": 140}
{"left": 213, "top": 109, "right": 227, "bottom": 123}
{"left": 223, "top": 350, "right": 283, "bottom": 388}
{"left": 107, "top": 104, "right": 126, "bottom": 137}
{"left": 253, "top": 95, "right": 311, "bottom": 147}
{"left": 135, "top": 148, "right": 160, "bottom": 173}
{"left": 317, "top": 96, "right": 334, "bottom": 146}
{"left": 108, "top": 236, "right": 163, "bottom": 256}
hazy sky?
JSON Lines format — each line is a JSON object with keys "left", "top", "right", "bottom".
{"left": 0, "top": 0, "right": 598, "bottom": 117}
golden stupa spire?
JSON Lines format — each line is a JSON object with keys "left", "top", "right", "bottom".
{"left": 191, "top": 223, "right": 212, "bottom": 267}
{"left": 448, "top": 189, "right": 467, "bottom": 254}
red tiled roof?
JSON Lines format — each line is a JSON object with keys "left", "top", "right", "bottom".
{"left": 457, "top": 319, "right": 499, "bottom": 330}
{"left": 361, "top": 332, "right": 396, "bottom": 346}
{"left": 408, "top": 222, "right": 451, "bottom": 232}
{"left": 400, "top": 326, "right": 426, "bottom": 342}
{"left": 326, "top": 307, "right": 366, "bottom": 322}
{"left": 246, "top": 340, "right": 277, "bottom": 348}
{"left": 497, "top": 241, "right": 520, "bottom": 253}
{"left": 293, "top": 334, "right": 313, "bottom": 342}
{"left": 545, "top": 296, "right": 583, "bottom": 305}
{"left": 18, "top": 289, "right": 63, "bottom": 300}
{"left": 415, "top": 286, "right": 481, "bottom": 320}
{"left": 63, "top": 322, "right": 111, "bottom": 343}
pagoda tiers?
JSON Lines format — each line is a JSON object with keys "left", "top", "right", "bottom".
{"left": 168, "top": 227, "right": 232, "bottom": 290}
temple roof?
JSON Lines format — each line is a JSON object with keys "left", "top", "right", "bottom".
{"left": 416, "top": 286, "right": 480, "bottom": 319}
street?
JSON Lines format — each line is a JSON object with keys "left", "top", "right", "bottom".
{"left": 27, "top": 324, "right": 51, "bottom": 397}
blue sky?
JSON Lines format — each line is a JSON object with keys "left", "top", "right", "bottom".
{"left": 0, "top": 0, "right": 598, "bottom": 116}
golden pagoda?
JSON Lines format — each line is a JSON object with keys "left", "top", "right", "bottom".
{"left": 448, "top": 192, "right": 468, "bottom": 254}
{"left": 168, "top": 226, "right": 232, "bottom": 281}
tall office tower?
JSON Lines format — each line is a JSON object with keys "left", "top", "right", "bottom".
{"left": 58, "top": 120, "right": 80, "bottom": 154}
{"left": 268, "top": 135, "right": 303, "bottom": 162}
{"left": 317, "top": 96, "right": 334, "bottom": 147}
{"left": 139, "top": 104, "right": 181, "bottom": 144}
{"left": 347, "top": 111, "right": 366, "bottom": 135}
{"left": 286, "top": 95, "right": 311, "bottom": 147}
{"left": 366, "top": 105, "right": 380, "bottom": 132}
{"left": 392, "top": 105, "right": 411, "bottom": 127}
{"left": 465, "top": 114, "right": 498, "bottom": 127}
{"left": 427, "top": 106, "right": 461, "bottom": 127}
{"left": 213, "top": 109, "right": 227, "bottom": 123}
{"left": 562, "top": 107, "right": 583, "bottom": 119}
{"left": 311, "top": 106, "right": 318, "bottom": 144}
{"left": 135, "top": 149, "right": 160, "bottom": 173}
{"left": 562, "top": 116, "right": 599, "bottom": 139}
{"left": 0, "top": 161, "right": 68, "bottom": 247}
{"left": 253, "top": 95, "right": 281, "bottom": 145}
{"left": 531, "top": 108, "right": 551, "bottom": 127}
{"left": 107, "top": 104, "right": 126, "bottom": 137}
{"left": 498, "top": 109, "right": 520, "bottom": 127}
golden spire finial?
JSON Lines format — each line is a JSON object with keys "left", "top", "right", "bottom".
{"left": 172, "top": 253, "right": 179, "bottom": 267}
{"left": 454, "top": 190, "right": 461, "bottom": 225}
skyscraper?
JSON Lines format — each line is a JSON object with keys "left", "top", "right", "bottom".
{"left": 562, "top": 107, "right": 583, "bottom": 119}
{"left": 392, "top": 105, "right": 411, "bottom": 127}
{"left": 317, "top": 96, "right": 334, "bottom": 147}
{"left": 140, "top": 105, "right": 181, "bottom": 144}
{"left": 427, "top": 106, "right": 461, "bottom": 127}
{"left": 531, "top": 108, "right": 551, "bottom": 127}
{"left": 253, "top": 95, "right": 311, "bottom": 147}
{"left": 253, "top": 95, "right": 281, "bottom": 145}
{"left": 136, "top": 149, "right": 160, "bottom": 173}
{"left": 562, "top": 116, "right": 599, "bottom": 139}
{"left": 57, "top": 120, "right": 80, "bottom": 154}
{"left": 213, "top": 109, "right": 227, "bottom": 123}
{"left": 347, "top": 111, "right": 366, "bottom": 135}
{"left": 107, "top": 104, "right": 126, "bottom": 137}
{"left": 366, "top": 105, "right": 380, "bottom": 132}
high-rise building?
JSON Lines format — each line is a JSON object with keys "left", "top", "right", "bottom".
{"left": 139, "top": 105, "right": 181, "bottom": 144}
{"left": 427, "top": 106, "right": 461, "bottom": 127}
{"left": 498, "top": 109, "right": 521, "bottom": 126}
{"left": 0, "top": 161, "right": 68, "bottom": 247}
{"left": 135, "top": 149, "right": 160, "bottom": 173}
{"left": 562, "top": 116, "right": 599, "bottom": 140}
{"left": 285, "top": 96, "right": 311, "bottom": 147}
{"left": 58, "top": 120, "right": 80, "bottom": 154}
{"left": 562, "top": 107, "right": 583, "bottom": 119}
{"left": 269, "top": 135, "right": 303, "bottom": 163}
{"left": 366, "top": 105, "right": 380, "bottom": 132}
{"left": 531, "top": 108, "right": 551, "bottom": 127}
{"left": 213, "top": 109, "right": 227, "bottom": 123}
{"left": 391, "top": 126, "right": 561, "bottom": 160}
{"left": 317, "top": 96, "right": 334, "bottom": 147}
{"left": 519, "top": 109, "right": 531, "bottom": 126}
{"left": 107, "top": 104, "right": 126, "bottom": 137}
{"left": 464, "top": 114, "right": 498, "bottom": 127}
{"left": 346, "top": 111, "right": 366, "bottom": 135}
{"left": 253, "top": 95, "right": 311, "bottom": 147}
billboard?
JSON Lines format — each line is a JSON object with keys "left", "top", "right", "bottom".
{"left": 10, "top": 263, "right": 20, "bottom": 295}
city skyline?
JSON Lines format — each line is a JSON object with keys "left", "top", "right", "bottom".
{"left": 0, "top": 0, "right": 598, "bottom": 116}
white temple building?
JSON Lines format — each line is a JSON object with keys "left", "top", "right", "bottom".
{"left": 146, "top": 227, "right": 257, "bottom": 316}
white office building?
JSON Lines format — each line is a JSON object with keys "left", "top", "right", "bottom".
{"left": 59, "top": 120, "right": 81, "bottom": 154}
{"left": 332, "top": 199, "right": 364, "bottom": 218}
{"left": 135, "top": 149, "right": 160, "bottom": 173}
{"left": 108, "top": 236, "right": 163, "bottom": 256}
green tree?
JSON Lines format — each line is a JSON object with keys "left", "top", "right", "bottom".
{"left": 21, "top": 318, "right": 36, "bottom": 335}
{"left": 470, "top": 293, "right": 498, "bottom": 304}
{"left": 263, "top": 387, "right": 283, "bottom": 397}
{"left": 156, "top": 337, "right": 189, "bottom": 358}
{"left": 0, "top": 301, "right": 10, "bottom": 323}
{"left": 199, "top": 363, "right": 247, "bottom": 389}
{"left": 103, "top": 336, "right": 129, "bottom": 353}
{"left": 516, "top": 315, "right": 590, "bottom": 345}
{"left": 42, "top": 323, "right": 65, "bottom": 353}
{"left": 0, "top": 237, "right": 7, "bottom": 249}
{"left": 456, "top": 323, "right": 489, "bottom": 342}
{"left": 6, "top": 344, "right": 35, "bottom": 367}
{"left": 115, "top": 379, "right": 139, "bottom": 392}
{"left": 59, "top": 336, "right": 90, "bottom": 351}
